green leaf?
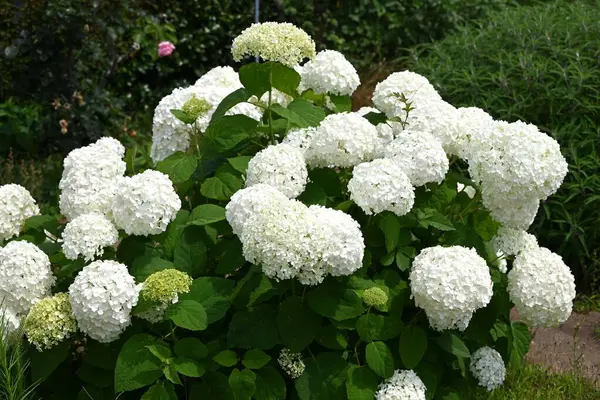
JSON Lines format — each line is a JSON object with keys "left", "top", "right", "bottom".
{"left": 187, "top": 204, "right": 226, "bottom": 227}
{"left": 30, "top": 341, "right": 69, "bottom": 382}
{"left": 316, "top": 325, "right": 349, "bottom": 350}
{"left": 365, "top": 342, "right": 394, "bottom": 378}
{"left": 239, "top": 63, "right": 271, "bottom": 97}
{"left": 254, "top": 366, "right": 286, "bottom": 400}
{"left": 141, "top": 381, "right": 177, "bottom": 400}
{"left": 205, "top": 115, "right": 258, "bottom": 152}
{"left": 242, "top": 349, "right": 271, "bottom": 369}
{"left": 163, "top": 210, "right": 189, "bottom": 259}
{"left": 211, "top": 88, "right": 252, "bottom": 122}
{"left": 25, "top": 214, "right": 59, "bottom": 235}
{"left": 200, "top": 173, "right": 242, "bottom": 201}
{"left": 399, "top": 325, "right": 428, "bottom": 369}
{"left": 174, "top": 338, "right": 208, "bottom": 361}
{"left": 165, "top": 300, "right": 208, "bottom": 331}
{"left": 190, "top": 372, "right": 235, "bottom": 399}
{"left": 170, "top": 109, "right": 196, "bottom": 124}
{"left": 172, "top": 357, "right": 206, "bottom": 377}
{"left": 180, "top": 277, "right": 234, "bottom": 324}
{"left": 395, "top": 251, "right": 411, "bottom": 271}
{"left": 270, "top": 63, "right": 301, "bottom": 96}
{"left": 114, "top": 334, "right": 163, "bottom": 392}
{"left": 346, "top": 365, "right": 379, "bottom": 400}
{"left": 213, "top": 350, "right": 238, "bottom": 367}
{"left": 296, "top": 352, "right": 349, "bottom": 400}
{"left": 329, "top": 95, "right": 352, "bottom": 112}
{"left": 287, "top": 98, "right": 326, "bottom": 127}
{"left": 356, "top": 314, "right": 403, "bottom": 341}
{"left": 131, "top": 257, "right": 174, "bottom": 283}
{"left": 163, "top": 364, "right": 182, "bottom": 385}
{"left": 229, "top": 368, "right": 256, "bottom": 400}
{"left": 473, "top": 210, "right": 501, "bottom": 242}
{"left": 174, "top": 226, "right": 207, "bottom": 277}
{"left": 277, "top": 296, "right": 321, "bottom": 352}
{"left": 308, "top": 280, "right": 366, "bottom": 321}
{"left": 215, "top": 239, "right": 245, "bottom": 275}
{"left": 510, "top": 321, "right": 531, "bottom": 368}
{"left": 362, "top": 111, "right": 387, "bottom": 125}
{"left": 146, "top": 343, "right": 172, "bottom": 363}
{"left": 416, "top": 208, "right": 455, "bottom": 231}
{"left": 156, "top": 152, "right": 197, "bottom": 184}
{"left": 227, "top": 156, "right": 253, "bottom": 174}
{"left": 297, "top": 183, "right": 328, "bottom": 206}
{"left": 436, "top": 332, "right": 470, "bottom": 358}
{"left": 227, "top": 304, "right": 279, "bottom": 349}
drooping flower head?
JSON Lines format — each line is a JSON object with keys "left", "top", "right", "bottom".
{"left": 0, "top": 184, "right": 39, "bottom": 242}
{"left": 376, "top": 369, "right": 427, "bottom": 400}
{"left": 62, "top": 213, "right": 119, "bottom": 261}
{"left": 300, "top": 50, "right": 360, "bottom": 96}
{"left": 24, "top": 293, "right": 77, "bottom": 351}
{"left": 470, "top": 347, "right": 506, "bottom": 391}
{"left": 232, "top": 22, "right": 316, "bottom": 67}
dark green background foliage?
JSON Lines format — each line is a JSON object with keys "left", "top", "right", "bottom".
{"left": 409, "top": 0, "right": 600, "bottom": 291}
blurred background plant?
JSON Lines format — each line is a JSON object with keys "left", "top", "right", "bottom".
{"left": 408, "top": 0, "right": 600, "bottom": 292}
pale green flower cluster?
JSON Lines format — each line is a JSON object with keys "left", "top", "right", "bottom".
{"left": 363, "top": 287, "right": 388, "bottom": 307}
{"left": 141, "top": 269, "right": 192, "bottom": 303}
{"left": 231, "top": 22, "right": 316, "bottom": 67}
{"left": 278, "top": 348, "right": 305, "bottom": 379}
{"left": 182, "top": 96, "right": 212, "bottom": 121}
{"left": 24, "top": 293, "right": 77, "bottom": 351}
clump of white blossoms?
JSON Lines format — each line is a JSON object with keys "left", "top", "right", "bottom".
{"left": 1, "top": 306, "right": 21, "bottom": 342}
{"left": 409, "top": 246, "right": 493, "bottom": 331}
{"left": 151, "top": 66, "right": 263, "bottom": 163}
{"left": 0, "top": 241, "right": 55, "bottom": 314}
{"left": 282, "top": 127, "right": 318, "bottom": 157}
{"left": 405, "top": 99, "right": 460, "bottom": 155}
{"left": 226, "top": 184, "right": 290, "bottom": 237}
{"left": 69, "top": 260, "right": 139, "bottom": 343}
{"left": 456, "top": 182, "right": 476, "bottom": 199}
{"left": 24, "top": 293, "right": 77, "bottom": 351}
{"left": 0, "top": 184, "right": 39, "bottom": 242}
{"left": 491, "top": 226, "right": 538, "bottom": 258}
{"left": 278, "top": 348, "right": 305, "bottom": 379}
{"left": 306, "top": 112, "right": 378, "bottom": 168}
{"left": 111, "top": 170, "right": 181, "bottom": 236}
{"left": 59, "top": 137, "right": 126, "bottom": 219}
{"left": 245, "top": 143, "right": 308, "bottom": 198}
{"left": 470, "top": 347, "right": 506, "bottom": 391}
{"left": 62, "top": 213, "right": 119, "bottom": 261}
{"left": 375, "top": 369, "right": 426, "bottom": 400}
{"left": 348, "top": 158, "right": 415, "bottom": 216}
{"left": 454, "top": 107, "right": 495, "bottom": 159}
{"left": 372, "top": 70, "right": 441, "bottom": 120}
{"left": 508, "top": 247, "right": 575, "bottom": 327}
{"left": 300, "top": 50, "right": 360, "bottom": 96}
{"left": 383, "top": 129, "right": 449, "bottom": 187}
{"left": 232, "top": 22, "right": 316, "bottom": 67}
{"left": 137, "top": 269, "right": 192, "bottom": 323}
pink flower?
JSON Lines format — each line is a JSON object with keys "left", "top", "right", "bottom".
{"left": 158, "top": 41, "right": 176, "bottom": 58}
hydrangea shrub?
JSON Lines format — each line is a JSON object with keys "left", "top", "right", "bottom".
{"left": 0, "top": 22, "right": 576, "bottom": 399}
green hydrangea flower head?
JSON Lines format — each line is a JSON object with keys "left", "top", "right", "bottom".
{"left": 182, "top": 96, "right": 212, "bottom": 121}
{"left": 24, "top": 293, "right": 77, "bottom": 351}
{"left": 232, "top": 22, "right": 316, "bottom": 67}
{"left": 363, "top": 287, "right": 388, "bottom": 307}
{"left": 141, "top": 269, "right": 192, "bottom": 303}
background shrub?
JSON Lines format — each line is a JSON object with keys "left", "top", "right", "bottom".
{"left": 409, "top": 0, "right": 600, "bottom": 291}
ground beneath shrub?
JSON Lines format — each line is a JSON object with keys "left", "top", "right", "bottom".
{"left": 511, "top": 309, "right": 600, "bottom": 386}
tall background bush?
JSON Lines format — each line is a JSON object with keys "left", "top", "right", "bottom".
{"left": 409, "top": 0, "right": 600, "bottom": 292}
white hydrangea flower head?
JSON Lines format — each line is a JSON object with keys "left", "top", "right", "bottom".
{"left": 306, "top": 112, "right": 378, "bottom": 168}
{"left": 0, "top": 241, "right": 55, "bottom": 314}
{"left": 491, "top": 226, "right": 538, "bottom": 258}
{"left": 508, "top": 247, "right": 575, "bottom": 327}
{"left": 348, "top": 159, "right": 415, "bottom": 216}
{"left": 259, "top": 89, "right": 293, "bottom": 108}
{"left": 356, "top": 106, "right": 380, "bottom": 117}
{"left": 0, "top": 306, "right": 21, "bottom": 342}
{"left": 454, "top": 107, "right": 495, "bottom": 159}
{"left": 282, "top": 127, "right": 318, "bottom": 157}
{"left": 300, "top": 50, "right": 360, "bottom": 96}
{"left": 278, "top": 348, "right": 305, "bottom": 379}
{"left": 112, "top": 170, "right": 181, "bottom": 236}
{"left": 226, "top": 184, "right": 290, "bottom": 237}
{"left": 194, "top": 66, "right": 240, "bottom": 89}
{"left": 383, "top": 129, "right": 449, "bottom": 186}
{"left": 376, "top": 369, "right": 427, "bottom": 400}
{"left": 482, "top": 190, "right": 539, "bottom": 230}
{"left": 409, "top": 246, "right": 493, "bottom": 331}
{"left": 62, "top": 213, "right": 119, "bottom": 261}
{"left": 402, "top": 98, "right": 459, "bottom": 155}
{"left": 456, "top": 182, "right": 476, "bottom": 199}
{"left": 0, "top": 184, "right": 39, "bottom": 242}
{"left": 245, "top": 143, "right": 308, "bottom": 198}
{"left": 24, "top": 293, "right": 77, "bottom": 351}
{"left": 69, "top": 260, "right": 139, "bottom": 343}
{"left": 372, "top": 71, "right": 441, "bottom": 120}
{"left": 495, "top": 251, "right": 508, "bottom": 274}
{"left": 306, "top": 205, "right": 365, "bottom": 281}
{"left": 470, "top": 347, "right": 506, "bottom": 391}
{"left": 232, "top": 22, "right": 316, "bottom": 67}
{"left": 59, "top": 139, "right": 126, "bottom": 220}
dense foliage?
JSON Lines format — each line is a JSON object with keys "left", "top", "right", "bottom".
{"left": 409, "top": 0, "right": 600, "bottom": 291}
{"left": 0, "top": 22, "right": 578, "bottom": 400}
